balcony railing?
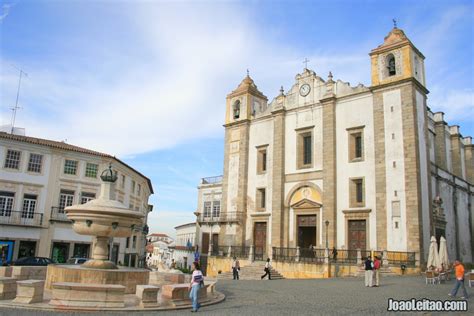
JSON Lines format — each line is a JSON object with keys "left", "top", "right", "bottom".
{"left": 50, "top": 206, "right": 70, "bottom": 222}
{"left": 272, "top": 247, "right": 326, "bottom": 263}
{"left": 0, "top": 211, "right": 43, "bottom": 227}
{"left": 198, "top": 211, "right": 242, "bottom": 224}
{"left": 201, "top": 175, "right": 223, "bottom": 185}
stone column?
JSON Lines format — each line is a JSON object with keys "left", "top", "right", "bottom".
{"left": 321, "top": 95, "right": 337, "bottom": 249}
{"left": 357, "top": 249, "right": 362, "bottom": 265}
{"left": 295, "top": 246, "right": 300, "bottom": 263}
{"left": 324, "top": 248, "right": 329, "bottom": 264}
{"left": 249, "top": 245, "right": 254, "bottom": 262}
{"left": 227, "top": 246, "right": 232, "bottom": 258}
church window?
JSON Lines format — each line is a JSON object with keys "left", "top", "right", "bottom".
{"left": 350, "top": 178, "right": 365, "bottom": 208}
{"left": 348, "top": 127, "right": 364, "bottom": 162}
{"left": 387, "top": 54, "right": 396, "bottom": 76}
{"left": 297, "top": 129, "right": 313, "bottom": 169}
{"left": 256, "top": 188, "right": 266, "bottom": 211}
{"left": 257, "top": 145, "right": 268, "bottom": 174}
{"left": 233, "top": 100, "right": 240, "bottom": 119}
{"left": 203, "top": 201, "right": 211, "bottom": 217}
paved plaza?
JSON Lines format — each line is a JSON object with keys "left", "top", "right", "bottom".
{"left": 0, "top": 276, "right": 471, "bottom": 315}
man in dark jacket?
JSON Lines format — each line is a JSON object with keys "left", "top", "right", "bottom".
{"left": 364, "top": 257, "right": 374, "bottom": 287}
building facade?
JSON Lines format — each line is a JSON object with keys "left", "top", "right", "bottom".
{"left": 197, "top": 27, "right": 473, "bottom": 263}
{"left": 147, "top": 233, "right": 174, "bottom": 268}
{"left": 0, "top": 132, "right": 153, "bottom": 267}
{"left": 172, "top": 222, "right": 197, "bottom": 270}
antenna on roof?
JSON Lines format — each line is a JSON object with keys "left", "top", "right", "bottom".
{"left": 10, "top": 65, "right": 28, "bottom": 134}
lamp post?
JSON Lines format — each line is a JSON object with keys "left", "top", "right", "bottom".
{"left": 325, "top": 220, "right": 330, "bottom": 249}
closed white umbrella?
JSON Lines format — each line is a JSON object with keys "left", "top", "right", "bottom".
{"left": 426, "top": 236, "right": 440, "bottom": 270}
{"left": 438, "top": 236, "right": 449, "bottom": 270}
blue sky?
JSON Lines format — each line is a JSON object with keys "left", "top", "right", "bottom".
{"left": 1, "top": 0, "right": 473, "bottom": 237}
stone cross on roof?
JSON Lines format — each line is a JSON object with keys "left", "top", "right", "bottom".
{"left": 303, "top": 58, "right": 309, "bottom": 69}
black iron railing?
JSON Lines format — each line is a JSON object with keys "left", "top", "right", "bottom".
{"left": 332, "top": 249, "right": 359, "bottom": 263}
{"left": 198, "top": 211, "right": 243, "bottom": 224}
{"left": 201, "top": 176, "right": 223, "bottom": 185}
{"left": 0, "top": 210, "right": 43, "bottom": 226}
{"left": 385, "top": 251, "right": 416, "bottom": 266}
{"left": 50, "top": 206, "right": 70, "bottom": 222}
{"left": 272, "top": 247, "right": 297, "bottom": 262}
{"left": 211, "top": 246, "right": 230, "bottom": 257}
{"left": 300, "top": 248, "right": 326, "bottom": 263}
{"left": 230, "top": 246, "right": 250, "bottom": 259}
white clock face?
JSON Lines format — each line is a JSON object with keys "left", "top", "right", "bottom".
{"left": 300, "top": 83, "right": 311, "bottom": 97}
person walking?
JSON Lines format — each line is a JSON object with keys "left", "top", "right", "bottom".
{"left": 364, "top": 257, "right": 373, "bottom": 287}
{"left": 188, "top": 261, "right": 204, "bottom": 312}
{"left": 232, "top": 256, "right": 240, "bottom": 280}
{"left": 448, "top": 260, "right": 468, "bottom": 299}
{"left": 261, "top": 258, "right": 272, "bottom": 280}
{"left": 373, "top": 256, "right": 381, "bottom": 287}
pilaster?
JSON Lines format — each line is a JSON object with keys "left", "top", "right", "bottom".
{"left": 321, "top": 95, "right": 337, "bottom": 248}
{"left": 449, "top": 126, "right": 463, "bottom": 179}
{"left": 433, "top": 112, "right": 447, "bottom": 170}
{"left": 372, "top": 89, "right": 387, "bottom": 250}
{"left": 271, "top": 108, "right": 286, "bottom": 248}
{"left": 463, "top": 137, "right": 474, "bottom": 184}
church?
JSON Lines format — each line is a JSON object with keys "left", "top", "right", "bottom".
{"left": 196, "top": 26, "right": 473, "bottom": 264}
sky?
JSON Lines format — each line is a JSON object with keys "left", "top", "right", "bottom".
{"left": 1, "top": 0, "right": 473, "bottom": 238}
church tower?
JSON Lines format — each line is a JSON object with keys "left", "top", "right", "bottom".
{"left": 220, "top": 74, "right": 268, "bottom": 247}
{"left": 370, "top": 26, "right": 431, "bottom": 260}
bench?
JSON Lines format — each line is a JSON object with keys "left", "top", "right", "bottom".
{"left": 50, "top": 282, "right": 125, "bottom": 308}
{"left": 161, "top": 283, "right": 210, "bottom": 301}
{"left": 136, "top": 285, "right": 159, "bottom": 307}
{"left": 0, "top": 267, "right": 12, "bottom": 277}
{"left": 0, "top": 277, "right": 17, "bottom": 300}
{"left": 206, "top": 281, "right": 216, "bottom": 294}
{"left": 13, "top": 280, "right": 44, "bottom": 304}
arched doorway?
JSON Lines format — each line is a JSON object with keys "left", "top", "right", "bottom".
{"left": 287, "top": 185, "right": 323, "bottom": 248}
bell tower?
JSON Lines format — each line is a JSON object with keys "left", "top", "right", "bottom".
{"left": 220, "top": 73, "right": 267, "bottom": 247}
{"left": 370, "top": 26, "right": 431, "bottom": 261}
{"left": 370, "top": 26, "right": 426, "bottom": 88}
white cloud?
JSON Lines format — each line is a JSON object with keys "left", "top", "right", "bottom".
{"left": 147, "top": 209, "right": 195, "bottom": 239}
{"left": 429, "top": 89, "right": 474, "bottom": 124}
{"left": 0, "top": 3, "right": 12, "bottom": 22}
{"left": 1, "top": 3, "right": 370, "bottom": 157}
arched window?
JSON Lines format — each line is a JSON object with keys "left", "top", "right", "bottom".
{"left": 387, "top": 54, "right": 396, "bottom": 76}
{"left": 233, "top": 100, "right": 240, "bottom": 119}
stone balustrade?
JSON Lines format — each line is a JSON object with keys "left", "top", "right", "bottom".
{"left": 13, "top": 280, "right": 44, "bottom": 304}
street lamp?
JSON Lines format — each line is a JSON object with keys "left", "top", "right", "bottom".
{"left": 325, "top": 220, "right": 330, "bottom": 249}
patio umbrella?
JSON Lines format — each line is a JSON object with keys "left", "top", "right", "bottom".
{"left": 438, "top": 236, "right": 449, "bottom": 270}
{"left": 426, "top": 236, "right": 440, "bottom": 270}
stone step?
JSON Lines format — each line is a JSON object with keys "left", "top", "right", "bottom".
{"left": 217, "top": 263, "right": 284, "bottom": 280}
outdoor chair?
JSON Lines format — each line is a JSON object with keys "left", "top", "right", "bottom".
{"left": 425, "top": 271, "right": 439, "bottom": 284}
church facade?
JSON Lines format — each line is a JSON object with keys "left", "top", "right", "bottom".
{"left": 198, "top": 27, "right": 473, "bottom": 264}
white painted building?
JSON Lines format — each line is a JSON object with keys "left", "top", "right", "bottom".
{"left": 172, "top": 222, "right": 197, "bottom": 270}
{"left": 0, "top": 132, "right": 153, "bottom": 267}
{"left": 147, "top": 233, "right": 174, "bottom": 268}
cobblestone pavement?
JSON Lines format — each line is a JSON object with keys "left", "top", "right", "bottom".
{"left": 0, "top": 276, "right": 471, "bottom": 316}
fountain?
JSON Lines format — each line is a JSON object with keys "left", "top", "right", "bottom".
{"left": 44, "top": 165, "right": 150, "bottom": 293}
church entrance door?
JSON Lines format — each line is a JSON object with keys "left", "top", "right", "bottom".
{"left": 348, "top": 220, "right": 366, "bottom": 258}
{"left": 254, "top": 222, "right": 267, "bottom": 261}
{"left": 297, "top": 215, "right": 317, "bottom": 248}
